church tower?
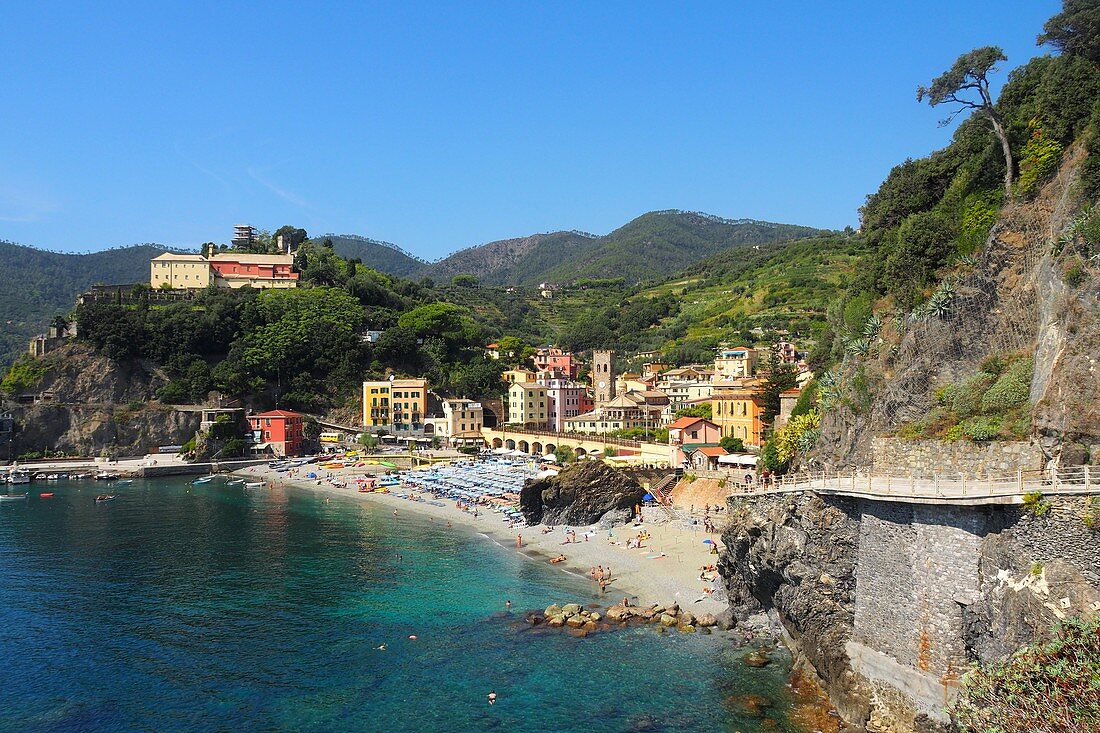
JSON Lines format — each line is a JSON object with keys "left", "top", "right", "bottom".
{"left": 592, "top": 350, "right": 616, "bottom": 404}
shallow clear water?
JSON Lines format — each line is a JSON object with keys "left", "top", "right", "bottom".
{"left": 0, "top": 478, "right": 804, "bottom": 732}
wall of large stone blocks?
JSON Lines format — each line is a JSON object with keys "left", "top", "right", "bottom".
{"left": 852, "top": 502, "right": 985, "bottom": 679}
{"left": 870, "top": 437, "right": 1044, "bottom": 478}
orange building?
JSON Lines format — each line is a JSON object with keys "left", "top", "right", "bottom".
{"left": 249, "top": 409, "right": 306, "bottom": 456}
{"left": 711, "top": 381, "right": 767, "bottom": 447}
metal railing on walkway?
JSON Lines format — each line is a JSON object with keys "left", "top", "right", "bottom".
{"left": 734, "top": 465, "right": 1095, "bottom": 502}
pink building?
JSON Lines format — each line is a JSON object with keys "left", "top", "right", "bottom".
{"left": 667, "top": 416, "right": 722, "bottom": 466}
{"left": 533, "top": 347, "right": 578, "bottom": 379}
{"left": 537, "top": 372, "right": 593, "bottom": 431}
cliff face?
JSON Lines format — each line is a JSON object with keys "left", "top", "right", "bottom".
{"left": 815, "top": 145, "right": 1100, "bottom": 469}
{"left": 5, "top": 343, "right": 200, "bottom": 457}
{"left": 720, "top": 492, "right": 1100, "bottom": 733}
{"left": 720, "top": 493, "right": 871, "bottom": 727}
{"left": 519, "top": 462, "right": 644, "bottom": 526}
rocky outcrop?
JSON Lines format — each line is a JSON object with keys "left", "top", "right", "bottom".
{"left": 720, "top": 492, "right": 870, "bottom": 727}
{"left": 519, "top": 461, "right": 644, "bottom": 527}
{"left": 4, "top": 343, "right": 201, "bottom": 457}
{"left": 815, "top": 143, "right": 1100, "bottom": 469}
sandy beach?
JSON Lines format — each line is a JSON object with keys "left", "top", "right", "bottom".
{"left": 236, "top": 461, "right": 730, "bottom": 616}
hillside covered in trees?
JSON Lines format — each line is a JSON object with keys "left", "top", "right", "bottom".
{"left": 0, "top": 241, "right": 172, "bottom": 368}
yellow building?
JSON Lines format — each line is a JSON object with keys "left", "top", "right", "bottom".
{"left": 150, "top": 253, "right": 211, "bottom": 289}
{"left": 506, "top": 382, "right": 547, "bottom": 427}
{"left": 362, "top": 378, "right": 428, "bottom": 432}
{"left": 503, "top": 368, "right": 536, "bottom": 385}
{"left": 711, "top": 380, "right": 767, "bottom": 447}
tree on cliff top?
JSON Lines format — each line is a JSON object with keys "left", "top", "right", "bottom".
{"left": 917, "top": 46, "right": 1015, "bottom": 198}
{"left": 1039, "top": 0, "right": 1100, "bottom": 64}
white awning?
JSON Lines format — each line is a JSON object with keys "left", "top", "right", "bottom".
{"left": 541, "top": 453, "right": 557, "bottom": 462}
{"left": 718, "top": 453, "right": 758, "bottom": 466}
{"left": 492, "top": 447, "right": 511, "bottom": 455}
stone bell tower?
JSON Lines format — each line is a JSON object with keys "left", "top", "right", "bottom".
{"left": 591, "top": 349, "right": 615, "bottom": 404}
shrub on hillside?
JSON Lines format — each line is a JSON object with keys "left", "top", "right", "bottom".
{"left": 980, "top": 357, "right": 1033, "bottom": 412}
{"left": 961, "top": 415, "right": 1003, "bottom": 441}
{"left": 951, "top": 614, "right": 1100, "bottom": 732}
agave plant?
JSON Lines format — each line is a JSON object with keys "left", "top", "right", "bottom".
{"left": 926, "top": 279, "right": 956, "bottom": 320}
{"left": 797, "top": 427, "right": 821, "bottom": 454}
{"left": 845, "top": 337, "right": 870, "bottom": 356}
{"left": 861, "top": 313, "right": 883, "bottom": 339}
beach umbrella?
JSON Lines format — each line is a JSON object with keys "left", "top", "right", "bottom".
{"left": 702, "top": 539, "right": 716, "bottom": 545}
{"left": 642, "top": 493, "right": 654, "bottom": 502}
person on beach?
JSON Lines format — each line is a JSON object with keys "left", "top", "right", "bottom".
{"left": 516, "top": 534, "right": 523, "bottom": 548}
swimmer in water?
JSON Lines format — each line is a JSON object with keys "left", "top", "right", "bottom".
{"left": 376, "top": 644, "right": 386, "bottom": 650}
{"left": 487, "top": 691, "right": 497, "bottom": 706}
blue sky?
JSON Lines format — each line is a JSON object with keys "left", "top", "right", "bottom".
{"left": 0, "top": 1, "right": 1060, "bottom": 258}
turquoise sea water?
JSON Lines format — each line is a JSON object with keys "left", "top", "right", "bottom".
{"left": 0, "top": 478, "right": 805, "bottom": 732}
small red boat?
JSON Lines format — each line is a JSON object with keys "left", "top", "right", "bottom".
{"left": 39, "top": 492, "right": 55, "bottom": 498}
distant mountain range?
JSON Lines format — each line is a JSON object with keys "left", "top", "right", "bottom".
{"left": 326, "top": 210, "right": 826, "bottom": 286}
{"left": 0, "top": 210, "right": 825, "bottom": 366}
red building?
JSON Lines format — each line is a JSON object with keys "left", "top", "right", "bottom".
{"left": 209, "top": 253, "right": 299, "bottom": 289}
{"left": 248, "top": 409, "right": 306, "bottom": 456}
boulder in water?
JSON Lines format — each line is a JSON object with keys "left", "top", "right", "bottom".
{"left": 561, "top": 603, "right": 582, "bottom": 616}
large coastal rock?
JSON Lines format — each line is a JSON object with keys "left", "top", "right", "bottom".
{"left": 519, "top": 461, "right": 644, "bottom": 527}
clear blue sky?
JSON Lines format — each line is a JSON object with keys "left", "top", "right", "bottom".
{"left": 0, "top": 1, "right": 1060, "bottom": 258}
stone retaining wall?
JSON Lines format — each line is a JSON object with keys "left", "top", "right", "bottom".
{"left": 871, "top": 437, "right": 1044, "bottom": 479}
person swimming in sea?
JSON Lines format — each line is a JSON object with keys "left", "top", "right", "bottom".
{"left": 487, "top": 691, "right": 497, "bottom": 706}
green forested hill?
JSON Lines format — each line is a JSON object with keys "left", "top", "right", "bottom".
{"left": 422, "top": 211, "right": 826, "bottom": 286}
{"left": 318, "top": 234, "right": 427, "bottom": 278}
{"left": 0, "top": 241, "right": 171, "bottom": 367}
{"left": 540, "top": 211, "right": 826, "bottom": 285}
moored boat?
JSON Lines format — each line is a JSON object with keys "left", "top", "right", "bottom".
{"left": 39, "top": 492, "right": 54, "bottom": 498}
{"left": 94, "top": 494, "right": 115, "bottom": 503}
{"left": 8, "top": 470, "right": 31, "bottom": 485}
{"left": 0, "top": 493, "right": 28, "bottom": 501}
{"left": 95, "top": 472, "right": 121, "bottom": 481}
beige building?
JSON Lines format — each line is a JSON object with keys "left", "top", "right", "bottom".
{"left": 442, "top": 399, "right": 484, "bottom": 443}
{"left": 506, "top": 382, "right": 547, "bottom": 427}
{"left": 503, "top": 368, "right": 536, "bottom": 385}
{"left": 150, "top": 251, "right": 298, "bottom": 290}
{"left": 714, "top": 347, "right": 759, "bottom": 380}
{"left": 565, "top": 391, "right": 668, "bottom": 435}
{"left": 150, "top": 253, "right": 211, "bottom": 289}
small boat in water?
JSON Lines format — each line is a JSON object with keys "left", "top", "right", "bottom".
{"left": 39, "top": 492, "right": 55, "bottom": 498}
{"left": 8, "top": 470, "right": 31, "bottom": 485}
{"left": 114, "top": 479, "right": 133, "bottom": 485}
{"left": 34, "top": 473, "right": 49, "bottom": 481}
{"left": 96, "top": 472, "right": 120, "bottom": 481}
{"left": 0, "top": 493, "right": 28, "bottom": 501}
{"left": 95, "top": 494, "right": 116, "bottom": 503}
{"left": 244, "top": 481, "right": 265, "bottom": 488}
